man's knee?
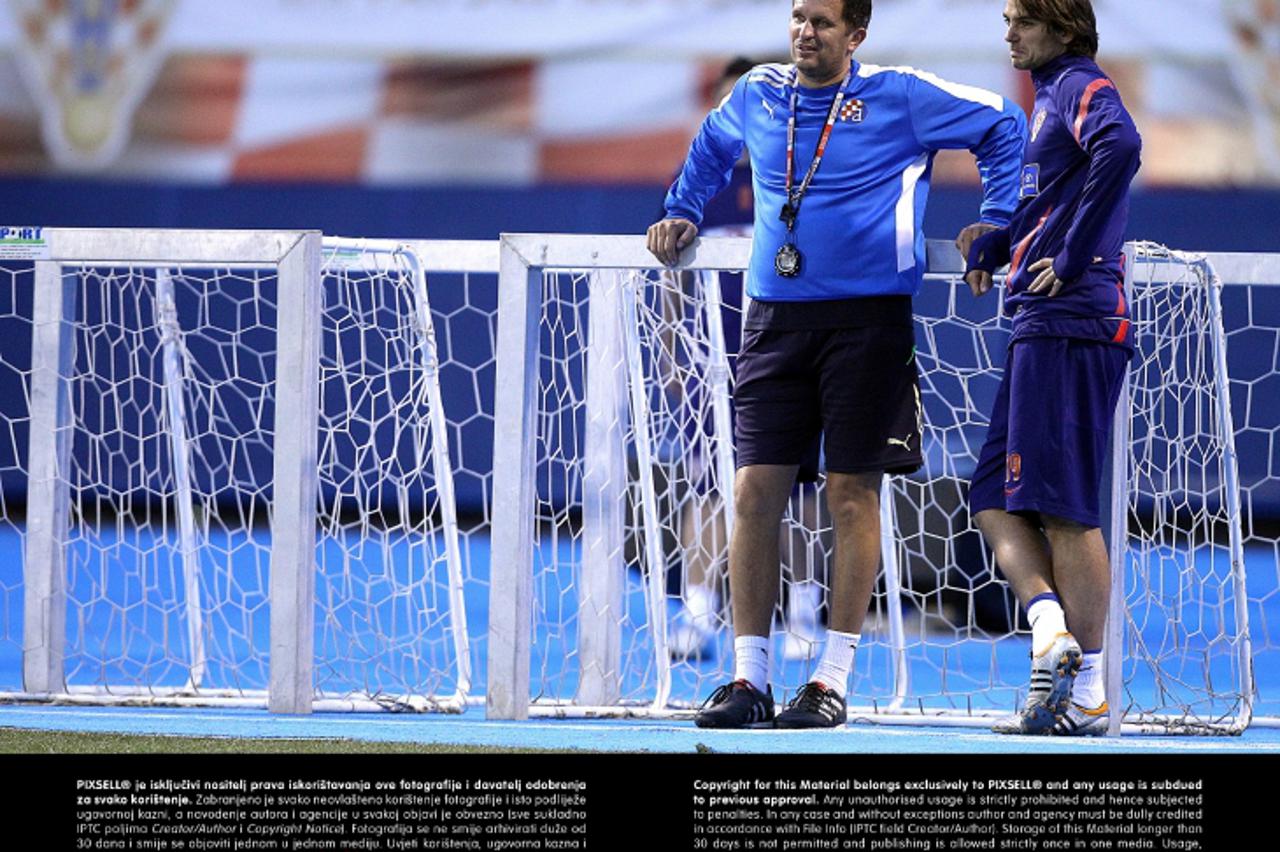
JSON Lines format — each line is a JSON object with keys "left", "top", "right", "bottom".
{"left": 824, "top": 471, "right": 881, "bottom": 526}
{"left": 732, "top": 465, "right": 798, "bottom": 521}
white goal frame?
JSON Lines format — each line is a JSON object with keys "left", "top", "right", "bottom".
{"left": 20, "top": 229, "right": 323, "bottom": 713}
{"left": 14, "top": 229, "right": 474, "bottom": 714}
{"left": 487, "top": 233, "right": 1260, "bottom": 734}
{"left": 1114, "top": 244, "right": 1267, "bottom": 734}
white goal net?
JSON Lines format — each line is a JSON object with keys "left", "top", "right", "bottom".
{"left": 1116, "top": 244, "right": 1258, "bottom": 733}
{"left": 488, "top": 233, "right": 1268, "bottom": 734}
{"left": 1, "top": 229, "right": 1275, "bottom": 733}
{"left": 2, "top": 230, "right": 471, "bottom": 712}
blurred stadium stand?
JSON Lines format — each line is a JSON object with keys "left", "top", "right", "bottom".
{"left": 2, "top": 0, "right": 1279, "bottom": 516}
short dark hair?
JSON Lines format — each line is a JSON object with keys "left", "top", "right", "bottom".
{"left": 1016, "top": 0, "right": 1099, "bottom": 58}
{"left": 841, "top": 0, "right": 872, "bottom": 31}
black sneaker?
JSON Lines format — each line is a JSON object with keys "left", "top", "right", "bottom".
{"left": 774, "top": 681, "right": 847, "bottom": 728}
{"left": 694, "top": 680, "right": 776, "bottom": 729}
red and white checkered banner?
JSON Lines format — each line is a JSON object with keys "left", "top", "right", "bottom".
{"left": 1, "top": 1, "right": 1240, "bottom": 60}
{"left": 0, "top": 0, "right": 1275, "bottom": 183}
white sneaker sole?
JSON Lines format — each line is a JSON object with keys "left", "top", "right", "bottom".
{"left": 1051, "top": 703, "right": 1109, "bottom": 736}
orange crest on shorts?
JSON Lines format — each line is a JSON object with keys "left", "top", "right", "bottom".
{"left": 1006, "top": 452, "right": 1023, "bottom": 483}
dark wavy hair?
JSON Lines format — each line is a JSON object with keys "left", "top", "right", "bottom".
{"left": 1016, "top": 0, "right": 1099, "bottom": 58}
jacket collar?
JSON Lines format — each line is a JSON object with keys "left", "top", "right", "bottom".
{"left": 1031, "top": 53, "right": 1090, "bottom": 87}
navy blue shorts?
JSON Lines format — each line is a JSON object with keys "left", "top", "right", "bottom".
{"left": 968, "top": 337, "right": 1130, "bottom": 529}
{"left": 733, "top": 323, "right": 923, "bottom": 479}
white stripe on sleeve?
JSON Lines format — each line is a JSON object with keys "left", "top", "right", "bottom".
{"left": 896, "top": 153, "right": 930, "bottom": 273}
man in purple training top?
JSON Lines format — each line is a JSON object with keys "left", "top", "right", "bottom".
{"left": 959, "top": 0, "right": 1141, "bottom": 736}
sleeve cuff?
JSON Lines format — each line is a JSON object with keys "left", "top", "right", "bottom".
{"left": 665, "top": 207, "right": 701, "bottom": 225}
{"left": 979, "top": 212, "right": 1013, "bottom": 228}
{"left": 966, "top": 229, "right": 1011, "bottom": 274}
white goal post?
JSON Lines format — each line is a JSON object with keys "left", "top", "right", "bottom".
{"left": 10, "top": 229, "right": 473, "bottom": 713}
{"left": 488, "top": 232, "right": 1262, "bottom": 735}
{"left": 20, "top": 229, "right": 324, "bottom": 713}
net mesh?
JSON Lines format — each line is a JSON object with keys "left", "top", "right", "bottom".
{"left": 525, "top": 267, "right": 1029, "bottom": 714}
{"left": 521, "top": 252, "right": 1264, "bottom": 730}
{"left": 0, "top": 244, "right": 471, "bottom": 708}
{"left": 1120, "top": 245, "right": 1255, "bottom": 732}
{"left": 1226, "top": 277, "right": 1280, "bottom": 725}
{"left": 65, "top": 265, "right": 276, "bottom": 696}
{"left": 0, "top": 263, "right": 29, "bottom": 679}
{"left": 0, "top": 236, "right": 1276, "bottom": 729}
{"left": 313, "top": 247, "right": 468, "bottom": 710}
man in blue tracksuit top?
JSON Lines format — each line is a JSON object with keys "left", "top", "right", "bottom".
{"left": 647, "top": 0, "right": 1027, "bottom": 729}
{"left": 961, "top": 0, "right": 1142, "bottom": 736}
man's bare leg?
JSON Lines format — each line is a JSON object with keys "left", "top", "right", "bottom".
{"left": 774, "top": 471, "right": 882, "bottom": 728}
{"left": 1041, "top": 515, "right": 1110, "bottom": 719}
{"left": 1040, "top": 515, "right": 1109, "bottom": 651}
{"left": 693, "top": 463, "right": 797, "bottom": 729}
{"left": 973, "top": 508, "right": 1054, "bottom": 606}
{"left": 975, "top": 508, "right": 1109, "bottom": 648}
{"left": 807, "top": 472, "right": 881, "bottom": 693}
{"left": 728, "top": 464, "right": 800, "bottom": 641}
{"left": 823, "top": 471, "right": 884, "bottom": 636}
{"left": 975, "top": 508, "right": 1096, "bottom": 733}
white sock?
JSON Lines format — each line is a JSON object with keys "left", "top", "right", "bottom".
{"left": 684, "top": 583, "right": 718, "bottom": 633}
{"left": 1027, "top": 594, "right": 1068, "bottom": 655}
{"left": 1073, "top": 650, "right": 1106, "bottom": 709}
{"left": 787, "top": 580, "right": 821, "bottom": 630}
{"left": 733, "top": 635, "right": 770, "bottom": 694}
{"left": 812, "top": 630, "right": 859, "bottom": 697}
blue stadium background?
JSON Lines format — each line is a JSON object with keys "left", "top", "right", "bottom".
{"left": 2, "top": 182, "right": 1278, "bottom": 520}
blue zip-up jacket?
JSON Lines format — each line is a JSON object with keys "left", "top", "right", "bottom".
{"left": 968, "top": 54, "right": 1142, "bottom": 348}
{"left": 664, "top": 59, "right": 1027, "bottom": 302}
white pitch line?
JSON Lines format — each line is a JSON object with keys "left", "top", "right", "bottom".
{"left": 4, "top": 708, "right": 1278, "bottom": 752}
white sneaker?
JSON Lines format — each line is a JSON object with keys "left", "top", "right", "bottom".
{"left": 1050, "top": 702, "right": 1109, "bottom": 737}
{"left": 990, "top": 710, "right": 1029, "bottom": 735}
{"left": 992, "top": 632, "right": 1082, "bottom": 735}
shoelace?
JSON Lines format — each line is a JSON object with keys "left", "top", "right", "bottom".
{"left": 702, "top": 679, "right": 753, "bottom": 709}
{"left": 790, "top": 683, "right": 833, "bottom": 713}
